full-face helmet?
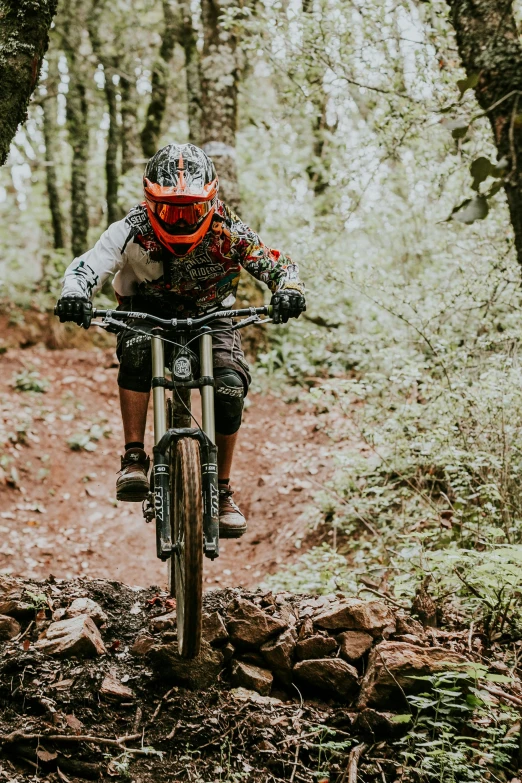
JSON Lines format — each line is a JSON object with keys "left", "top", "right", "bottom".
{"left": 143, "top": 143, "right": 218, "bottom": 256}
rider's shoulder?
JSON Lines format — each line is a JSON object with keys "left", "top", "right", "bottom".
{"left": 123, "top": 203, "right": 150, "bottom": 232}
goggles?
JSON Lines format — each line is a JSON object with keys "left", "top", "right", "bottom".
{"left": 147, "top": 198, "right": 214, "bottom": 228}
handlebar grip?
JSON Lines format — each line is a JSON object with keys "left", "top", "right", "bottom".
{"left": 266, "top": 305, "right": 273, "bottom": 317}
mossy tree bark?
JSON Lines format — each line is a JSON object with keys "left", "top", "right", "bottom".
{"left": 121, "top": 73, "right": 140, "bottom": 174}
{"left": 61, "top": 0, "right": 90, "bottom": 257}
{"left": 199, "top": 0, "right": 240, "bottom": 212}
{"left": 0, "top": 0, "right": 58, "bottom": 166}
{"left": 178, "top": 0, "right": 203, "bottom": 147}
{"left": 140, "top": 0, "right": 177, "bottom": 158}
{"left": 42, "top": 49, "right": 65, "bottom": 249}
{"left": 88, "top": 0, "right": 122, "bottom": 226}
{"left": 447, "top": 0, "right": 522, "bottom": 266}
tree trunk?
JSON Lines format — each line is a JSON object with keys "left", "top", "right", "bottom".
{"left": 447, "top": 0, "right": 522, "bottom": 265}
{"left": 105, "top": 76, "right": 120, "bottom": 224}
{"left": 0, "top": 0, "right": 57, "bottom": 165}
{"left": 42, "top": 53, "right": 65, "bottom": 249}
{"left": 121, "top": 73, "right": 140, "bottom": 174}
{"left": 140, "top": 0, "right": 177, "bottom": 158}
{"left": 199, "top": 0, "right": 240, "bottom": 212}
{"left": 88, "top": 3, "right": 122, "bottom": 226}
{"left": 61, "top": 0, "right": 90, "bottom": 257}
{"left": 178, "top": 0, "right": 203, "bottom": 147}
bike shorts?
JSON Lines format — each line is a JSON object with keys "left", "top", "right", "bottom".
{"left": 115, "top": 305, "right": 251, "bottom": 399}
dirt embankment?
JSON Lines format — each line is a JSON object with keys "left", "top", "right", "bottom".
{"left": 0, "top": 346, "right": 338, "bottom": 590}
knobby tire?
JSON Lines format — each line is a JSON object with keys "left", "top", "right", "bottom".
{"left": 168, "top": 437, "right": 203, "bottom": 659}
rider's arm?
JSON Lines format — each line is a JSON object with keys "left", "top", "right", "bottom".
{"left": 61, "top": 219, "right": 129, "bottom": 300}
{"left": 222, "top": 206, "right": 305, "bottom": 295}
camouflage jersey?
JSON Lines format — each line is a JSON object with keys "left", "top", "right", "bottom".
{"left": 61, "top": 200, "right": 304, "bottom": 316}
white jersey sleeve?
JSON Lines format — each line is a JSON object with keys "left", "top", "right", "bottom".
{"left": 61, "top": 219, "right": 129, "bottom": 300}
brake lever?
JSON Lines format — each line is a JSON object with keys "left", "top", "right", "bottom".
{"left": 91, "top": 315, "right": 126, "bottom": 332}
{"left": 230, "top": 315, "right": 272, "bottom": 331}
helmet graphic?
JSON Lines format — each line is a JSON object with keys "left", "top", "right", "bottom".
{"left": 143, "top": 143, "right": 218, "bottom": 256}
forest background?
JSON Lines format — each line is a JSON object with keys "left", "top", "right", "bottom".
{"left": 3, "top": 0, "right": 522, "bottom": 776}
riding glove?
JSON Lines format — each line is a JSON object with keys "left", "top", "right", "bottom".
{"left": 270, "top": 288, "right": 306, "bottom": 324}
{"left": 55, "top": 295, "right": 93, "bottom": 329}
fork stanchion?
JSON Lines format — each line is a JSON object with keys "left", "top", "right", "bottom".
{"left": 199, "top": 331, "right": 215, "bottom": 444}
{"left": 152, "top": 334, "right": 167, "bottom": 444}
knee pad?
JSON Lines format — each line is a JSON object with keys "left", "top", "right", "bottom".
{"left": 214, "top": 368, "right": 245, "bottom": 435}
{"left": 117, "top": 331, "right": 153, "bottom": 393}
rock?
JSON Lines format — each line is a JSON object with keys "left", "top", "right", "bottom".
{"left": 337, "top": 631, "right": 373, "bottom": 663}
{"left": 65, "top": 597, "right": 108, "bottom": 627}
{"left": 352, "top": 708, "right": 412, "bottom": 740}
{"left": 296, "top": 634, "right": 337, "bottom": 661}
{"left": 239, "top": 651, "right": 266, "bottom": 667}
{"left": 0, "top": 614, "right": 21, "bottom": 640}
{"left": 226, "top": 598, "right": 287, "bottom": 649}
{"left": 0, "top": 594, "right": 34, "bottom": 619}
{"left": 221, "top": 643, "right": 235, "bottom": 663}
{"left": 394, "top": 634, "right": 427, "bottom": 646}
{"left": 231, "top": 687, "right": 282, "bottom": 706}
{"left": 276, "top": 602, "right": 298, "bottom": 629}
{"left": 298, "top": 617, "right": 314, "bottom": 639}
{"left": 148, "top": 640, "right": 223, "bottom": 689}
{"left": 100, "top": 673, "right": 135, "bottom": 702}
{"left": 150, "top": 610, "right": 176, "bottom": 632}
{"left": 130, "top": 632, "right": 155, "bottom": 656}
{"left": 202, "top": 612, "right": 228, "bottom": 646}
{"left": 314, "top": 599, "right": 396, "bottom": 638}
{"left": 293, "top": 658, "right": 359, "bottom": 700}
{"left": 394, "top": 612, "right": 426, "bottom": 639}
{"left": 231, "top": 660, "right": 273, "bottom": 696}
{"left": 261, "top": 628, "right": 296, "bottom": 672}
{"left": 35, "top": 614, "right": 106, "bottom": 657}
{"left": 357, "top": 641, "right": 468, "bottom": 709}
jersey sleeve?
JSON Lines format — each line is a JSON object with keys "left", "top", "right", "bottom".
{"left": 225, "top": 206, "right": 304, "bottom": 294}
{"left": 61, "top": 218, "right": 130, "bottom": 300}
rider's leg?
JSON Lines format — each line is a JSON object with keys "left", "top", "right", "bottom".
{"left": 116, "top": 329, "right": 154, "bottom": 502}
{"left": 119, "top": 388, "right": 150, "bottom": 445}
{"left": 214, "top": 367, "right": 247, "bottom": 538}
{"left": 216, "top": 431, "right": 238, "bottom": 481}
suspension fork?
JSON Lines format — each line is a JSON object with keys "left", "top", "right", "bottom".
{"left": 199, "top": 329, "right": 219, "bottom": 558}
{"left": 151, "top": 334, "right": 171, "bottom": 560}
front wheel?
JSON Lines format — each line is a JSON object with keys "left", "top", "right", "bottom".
{"left": 168, "top": 437, "right": 203, "bottom": 658}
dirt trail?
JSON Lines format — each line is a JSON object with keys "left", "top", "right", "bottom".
{"left": 0, "top": 347, "right": 334, "bottom": 589}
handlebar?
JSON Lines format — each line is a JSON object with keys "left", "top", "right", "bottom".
{"left": 91, "top": 305, "right": 272, "bottom": 328}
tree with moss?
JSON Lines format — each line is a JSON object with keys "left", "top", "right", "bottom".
{"left": 0, "top": 0, "right": 58, "bottom": 165}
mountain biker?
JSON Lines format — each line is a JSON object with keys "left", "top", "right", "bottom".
{"left": 55, "top": 143, "right": 306, "bottom": 539}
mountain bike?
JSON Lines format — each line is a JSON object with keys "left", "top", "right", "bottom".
{"left": 91, "top": 305, "right": 272, "bottom": 658}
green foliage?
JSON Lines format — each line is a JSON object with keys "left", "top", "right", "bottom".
{"left": 11, "top": 369, "right": 49, "bottom": 393}
{"left": 396, "top": 670, "right": 518, "bottom": 781}
{"left": 67, "top": 423, "right": 111, "bottom": 451}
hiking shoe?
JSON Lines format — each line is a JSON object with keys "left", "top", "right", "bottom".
{"left": 219, "top": 486, "right": 247, "bottom": 539}
{"left": 116, "top": 448, "right": 150, "bottom": 502}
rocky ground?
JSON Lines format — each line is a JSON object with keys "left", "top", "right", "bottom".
{"left": 1, "top": 575, "right": 521, "bottom": 782}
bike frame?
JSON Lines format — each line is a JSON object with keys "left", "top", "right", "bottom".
{"left": 92, "top": 306, "right": 271, "bottom": 563}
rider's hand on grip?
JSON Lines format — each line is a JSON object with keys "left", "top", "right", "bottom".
{"left": 270, "top": 288, "right": 306, "bottom": 324}
{"left": 55, "top": 295, "right": 93, "bottom": 329}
